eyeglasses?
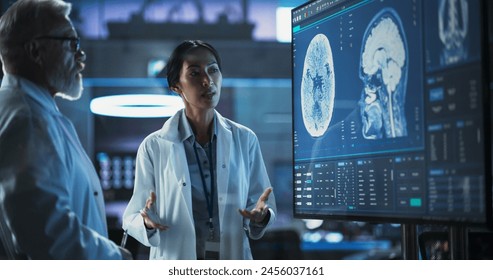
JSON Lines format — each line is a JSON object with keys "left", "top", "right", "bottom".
{"left": 34, "top": 36, "right": 80, "bottom": 53}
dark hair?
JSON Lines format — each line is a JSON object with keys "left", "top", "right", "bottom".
{"left": 165, "top": 40, "right": 222, "bottom": 89}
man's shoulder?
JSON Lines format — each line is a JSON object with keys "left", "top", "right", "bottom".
{"left": 0, "top": 86, "right": 55, "bottom": 139}
{"left": 0, "top": 88, "right": 32, "bottom": 123}
{"left": 0, "top": 86, "right": 26, "bottom": 104}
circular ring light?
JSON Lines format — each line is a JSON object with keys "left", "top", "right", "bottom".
{"left": 90, "top": 94, "right": 184, "bottom": 118}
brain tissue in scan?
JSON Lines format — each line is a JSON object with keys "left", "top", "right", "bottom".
{"left": 301, "top": 34, "right": 335, "bottom": 138}
{"left": 359, "top": 8, "right": 408, "bottom": 139}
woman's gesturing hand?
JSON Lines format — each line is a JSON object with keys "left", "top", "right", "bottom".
{"left": 238, "top": 187, "right": 273, "bottom": 224}
{"left": 140, "top": 191, "right": 169, "bottom": 231}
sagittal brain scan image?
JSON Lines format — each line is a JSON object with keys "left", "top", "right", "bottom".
{"left": 439, "top": 0, "right": 469, "bottom": 65}
{"left": 301, "top": 34, "right": 335, "bottom": 138}
{"left": 359, "top": 8, "right": 408, "bottom": 139}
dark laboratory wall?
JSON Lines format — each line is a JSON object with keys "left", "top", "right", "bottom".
{"left": 81, "top": 39, "right": 291, "bottom": 78}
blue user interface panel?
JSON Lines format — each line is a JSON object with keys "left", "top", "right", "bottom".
{"left": 292, "top": 0, "right": 490, "bottom": 225}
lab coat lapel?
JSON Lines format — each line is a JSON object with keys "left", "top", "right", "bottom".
{"left": 216, "top": 113, "right": 232, "bottom": 224}
{"left": 170, "top": 141, "right": 193, "bottom": 220}
{"left": 158, "top": 110, "right": 194, "bottom": 220}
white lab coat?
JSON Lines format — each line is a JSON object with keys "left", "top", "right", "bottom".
{"left": 122, "top": 109, "right": 276, "bottom": 259}
{"left": 0, "top": 75, "right": 122, "bottom": 259}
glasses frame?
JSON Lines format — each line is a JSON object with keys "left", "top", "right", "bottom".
{"left": 34, "top": 36, "right": 80, "bottom": 53}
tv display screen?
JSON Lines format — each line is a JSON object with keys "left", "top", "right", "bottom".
{"left": 292, "top": 0, "right": 491, "bottom": 225}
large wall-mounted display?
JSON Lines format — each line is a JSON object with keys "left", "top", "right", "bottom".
{"left": 292, "top": 0, "right": 491, "bottom": 226}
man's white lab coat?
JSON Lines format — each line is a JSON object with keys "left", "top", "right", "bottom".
{"left": 0, "top": 75, "right": 122, "bottom": 259}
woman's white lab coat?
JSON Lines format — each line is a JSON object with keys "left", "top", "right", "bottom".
{"left": 122, "top": 109, "right": 276, "bottom": 259}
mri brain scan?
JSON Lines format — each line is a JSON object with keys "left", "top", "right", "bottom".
{"left": 301, "top": 34, "right": 335, "bottom": 138}
{"left": 359, "top": 8, "right": 408, "bottom": 139}
{"left": 439, "top": 0, "right": 469, "bottom": 65}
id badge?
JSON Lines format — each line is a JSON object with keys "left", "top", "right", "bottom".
{"left": 205, "top": 241, "right": 220, "bottom": 260}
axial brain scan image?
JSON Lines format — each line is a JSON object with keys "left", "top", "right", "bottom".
{"left": 301, "top": 34, "right": 335, "bottom": 138}
{"left": 359, "top": 8, "right": 408, "bottom": 139}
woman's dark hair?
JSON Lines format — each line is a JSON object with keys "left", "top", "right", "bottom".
{"left": 165, "top": 40, "right": 222, "bottom": 89}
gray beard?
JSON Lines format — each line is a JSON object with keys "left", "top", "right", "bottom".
{"left": 52, "top": 75, "right": 83, "bottom": 101}
{"left": 55, "top": 85, "right": 82, "bottom": 100}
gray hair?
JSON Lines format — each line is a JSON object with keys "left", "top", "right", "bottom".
{"left": 0, "top": 0, "right": 71, "bottom": 64}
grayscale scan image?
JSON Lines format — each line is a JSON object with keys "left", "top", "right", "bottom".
{"left": 359, "top": 8, "right": 408, "bottom": 139}
{"left": 439, "top": 0, "right": 469, "bottom": 65}
{"left": 301, "top": 34, "right": 335, "bottom": 138}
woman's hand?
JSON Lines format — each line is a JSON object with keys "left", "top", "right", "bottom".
{"left": 238, "top": 187, "right": 273, "bottom": 224}
{"left": 140, "top": 191, "right": 169, "bottom": 231}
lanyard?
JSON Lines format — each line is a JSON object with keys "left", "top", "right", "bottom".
{"left": 193, "top": 141, "right": 215, "bottom": 241}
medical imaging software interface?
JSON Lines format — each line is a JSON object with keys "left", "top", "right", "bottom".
{"left": 292, "top": 0, "right": 488, "bottom": 223}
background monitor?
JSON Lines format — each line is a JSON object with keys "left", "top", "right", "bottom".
{"left": 292, "top": 0, "right": 492, "bottom": 226}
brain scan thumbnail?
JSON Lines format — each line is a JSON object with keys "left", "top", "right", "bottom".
{"left": 439, "top": 0, "right": 469, "bottom": 65}
{"left": 359, "top": 8, "right": 408, "bottom": 139}
{"left": 301, "top": 34, "right": 335, "bottom": 138}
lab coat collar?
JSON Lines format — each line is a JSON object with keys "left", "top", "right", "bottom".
{"left": 179, "top": 109, "right": 218, "bottom": 145}
{"left": 1, "top": 74, "right": 61, "bottom": 116}
{"left": 159, "top": 109, "right": 230, "bottom": 143}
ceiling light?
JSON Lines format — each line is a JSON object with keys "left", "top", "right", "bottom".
{"left": 90, "top": 94, "right": 183, "bottom": 118}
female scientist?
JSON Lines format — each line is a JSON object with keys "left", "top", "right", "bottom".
{"left": 122, "top": 40, "right": 276, "bottom": 260}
